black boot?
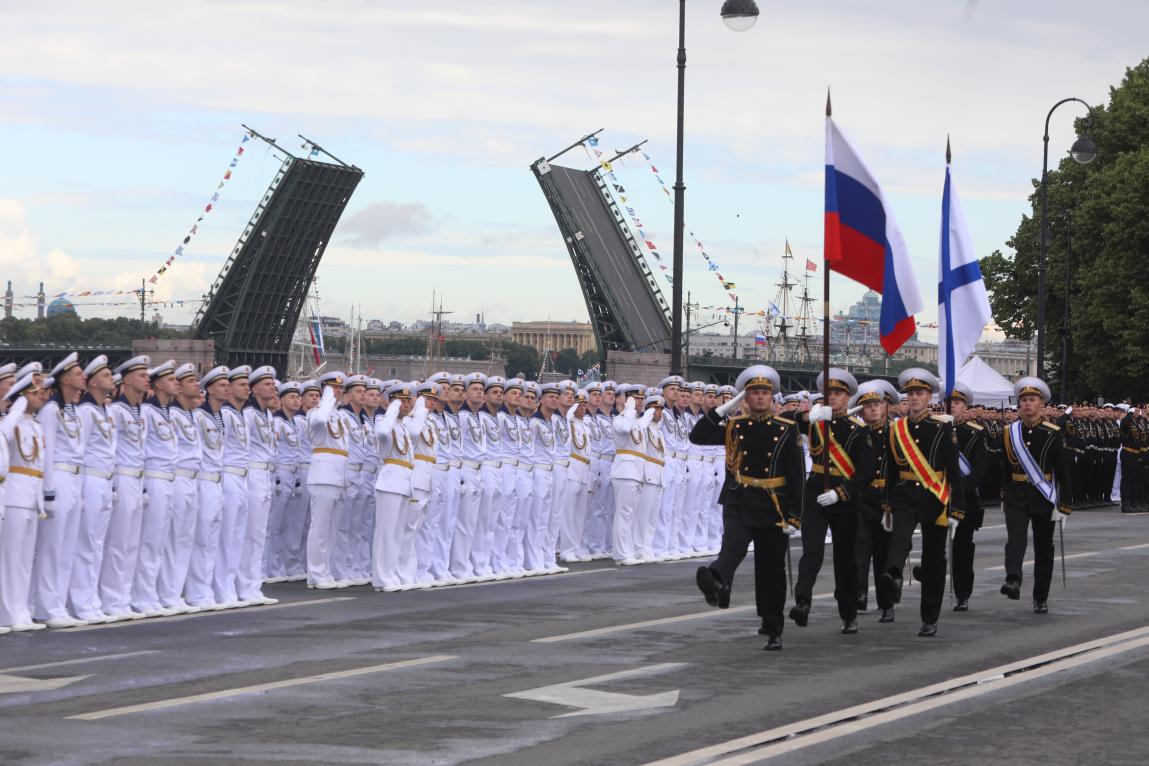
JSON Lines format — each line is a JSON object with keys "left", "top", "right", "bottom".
{"left": 953, "top": 598, "right": 969, "bottom": 612}
{"left": 918, "top": 622, "right": 938, "bottom": 637}
{"left": 911, "top": 564, "right": 923, "bottom": 582}
{"left": 757, "top": 619, "right": 770, "bottom": 635}
{"left": 877, "top": 572, "right": 903, "bottom": 606}
{"left": 789, "top": 602, "right": 810, "bottom": 627}
{"left": 1033, "top": 601, "right": 1049, "bottom": 614}
{"left": 879, "top": 608, "right": 895, "bottom": 623}
{"left": 841, "top": 619, "right": 858, "bottom": 635}
{"left": 696, "top": 566, "right": 729, "bottom": 609}
{"left": 1000, "top": 578, "right": 1021, "bottom": 600}
{"left": 763, "top": 635, "right": 782, "bottom": 651}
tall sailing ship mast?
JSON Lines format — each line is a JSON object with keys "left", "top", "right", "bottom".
{"left": 794, "top": 254, "right": 817, "bottom": 364}
{"left": 767, "top": 240, "right": 798, "bottom": 363}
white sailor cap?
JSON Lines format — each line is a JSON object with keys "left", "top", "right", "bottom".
{"left": 343, "top": 374, "right": 368, "bottom": 391}
{"left": 249, "top": 365, "right": 276, "bottom": 386}
{"left": 16, "top": 361, "right": 44, "bottom": 379}
{"left": 427, "top": 371, "right": 450, "bottom": 385}
{"left": 301, "top": 379, "right": 320, "bottom": 394}
{"left": 1013, "top": 376, "right": 1051, "bottom": 402}
{"left": 4, "top": 373, "right": 40, "bottom": 401}
{"left": 584, "top": 382, "right": 603, "bottom": 394}
{"left": 42, "top": 376, "right": 55, "bottom": 389}
{"left": 49, "top": 352, "right": 81, "bottom": 378}
{"left": 643, "top": 394, "right": 666, "bottom": 409}
{"left": 948, "top": 381, "right": 975, "bottom": 404}
{"left": 463, "top": 372, "right": 487, "bottom": 388}
{"left": 200, "top": 365, "right": 230, "bottom": 389}
{"left": 704, "top": 384, "right": 719, "bottom": 395}
{"left": 485, "top": 376, "right": 507, "bottom": 392}
{"left": 898, "top": 367, "right": 940, "bottom": 394}
{"left": 539, "top": 382, "right": 561, "bottom": 396}
{"left": 277, "top": 380, "right": 301, "bottom": 396}
{"left": 644, "top": 386, "right": 659, "bottom": 398}
{"left": 228, "top": 365, "right": 252, "bottom": 381}
{"left": 718, "top": 385, "right": 736, "bottom": 396}
{"left": 448, "top": 374, "right": 466, "bottom": 389}
{"left": 617, "top": 383, "right": 643, "bottom": 398}
{"left": 816, "top": 368, "right": 858, "bottom": 395}
{"left": 522, "top": 381, "right": 540, "bottom": 397}
{"left": 386, "top": 382, "right": 413, "bottom": 400}
{"left": 574, "top": 389, "right": 589, "bottom": 404}
{"left": 851, "top": 380, "right": 887, "bottom": 407}
{"left": 175, "top": 362, "right": 197, "bottom": 381}
{"left": 689, "top": 381, "right": 705, "bottom": 393}
{"left": 112, "top": 373, "right": 122, "bottom": 387}
{"left": 148, "top": 359, "right": 177, "bottom": 380}
{"left": 318, "top": 371, "right": 345, "bottom": 388}
{"left": 735, "top": 365, "right": 781, "bottom": 393}
{"left": 504, "top": 377, "right": 524, "bottom": 393}
{"left": 558, "top": 379, "right": 577, "bottom": 393}
{"left": 366, "top": 378, "right": 383, "bottom": 393}
{"left": 416, "top": 381, "right": 439, "bottom": 398}
{"left": 602, "top": 380, "right": 618, "bottom": 392}
{"left": 0, "top": 362, "right": 15, "bottom": 382}
{"left": 657, "top": 375, "right": 685, "bottom": 390}
{"left": 114, "top": 356, "right": 149, "bottom": 376}
{"left": 83, "top": 355, "right": 109, "bottom": 379}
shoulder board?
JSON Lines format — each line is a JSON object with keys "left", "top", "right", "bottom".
{"left": 1040, "top": 421, "right": 1061, "bottom": 431}
{"left": 928, "top": 414, "right": 950, "bottom": 423}
{"left": 728, "top": 414, "right": 749, "bottom": 423}
{"left": 963, "top": 421, "right": 984, "bottom": 431}
{"left": 849, "top": 416, "right": 865, "bottom": 427}
{"left": 773, "top": 415, "right": 795, "bottom": 426}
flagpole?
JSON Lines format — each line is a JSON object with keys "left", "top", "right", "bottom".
{"left": 944, "top": 136, "right": 953, "bottom": 420}
{"left": 822, "top": 91, "right": 832, "bottom": 491}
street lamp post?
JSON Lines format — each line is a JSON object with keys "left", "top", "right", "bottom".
{"left": 668, "top": 0, "right": 759, "bottom": 375}
{"left": 1036, "top": 97, "right": 1096, "bottom": 381}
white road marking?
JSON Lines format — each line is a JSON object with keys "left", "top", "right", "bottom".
{"left": 0, "top": 673, "right": 88, "bottom": 695}
{"left": 434, "top": 568, "right": 616, "bottom": 591}
{"left": 67, "top": 654, "right": 457, "bottom": 721}
{"left": 505, "top": 663, "right": 684, "bottom": 718}
{"left": 0, "top": 650, "right": 160, "bottom": 675}
{"left": 67, "top": 598, "right": 355, "bottom": 632}
{"left": 985, "top": 551, "right": 1098, "bottom": 572}
{"left": 644, "top": 624, "right": 1149, "bottom": 766}
{"left": 1119, "top": 542, "right": 1149, "bottom": 550}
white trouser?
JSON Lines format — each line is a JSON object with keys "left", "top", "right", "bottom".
{"left": 449, "top": 465, "right": 482, "bottom": 579}
{"left": 0, "top": 505, "right": 39, "bottom": 627}
{"left": 546, "top": 463, "right": 568, "bottom": 567}
{"left": 236, "top": 466, "right": 273, "bottom": 600}
{"left": 399, "top": 488, "right": 430, "bottom": 585}
{"left": 652, "top": 459, "right": 684, "bottom": 556}
{"left": 70, "top": 473, "right": 114, "bottom": 620}
{"left": 157, "top": 474, "right": 198, "bottom": 607}
{"left": 524, "top": 468, "right": 554, "bottom": 572}
{"left": 31, "top": 470, "right": 84, "bottom": 620}
{"left": 416, "top": 468, "right": 451, "bottom": 582}
{"left": 505, "top": 466, "right": 534, "bottom": 572}
{"left": 586, "top": 458, "right": 615, "bottom": 555}
{"left": 489, "top": 464, "right": 517, "bottom": 574}
{"left": 282, "top": 467, "right": 310, "bottom": 577}
{"left": 332, "top": 467, "right": 363, "bottom": 580}
{"left": 185, "top": 477, "right": 222, "bottom": 606}
{"left": 708, "top": 462, "right": 724, "bottom": 549}
{"left": 559, "top": 463, "right": 591, "bottom": 559}
{"left": 372, "top": 490, "right": 408, "bottom": 589}
{"left": 131, "top": 475, "right": 175, "bottom": 612}
{"left": 99, "top": 473, "right": 144, "bottom": 614}
{"left": 355, "top": 468, "right": 377, "bottom": 577}
{"left": 212, "top": 471, "right": 248, "bottom": 605}
{"left": 610, "top": 478, "right": 642, "bottom": 562}
{"left": 264, "top": 466, "right": 297, "bottom": 578}
{"left": 471, "top": 464, "right": 502, "bottom": 577}
{"left": 436, "top": 467, "right": 463, "bottom": 579}
{"left": 681, "top": 460, "right": 707, "bottom": 552}
{"left": 638, "top": 482, "right": 664, "bottom": 559}
{"left": 306, "top": 483, "right": 344, "bottom": 586}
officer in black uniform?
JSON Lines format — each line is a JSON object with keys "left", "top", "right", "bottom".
{"left": 692, "top": 365, "right": 804, "bottom": 651}
{"left": 1000, "top": 377, "right": 1073, "bottom": 613}
{"left": 878, "top": 368, "right": 963, "bottom": 637}
{"left": 852, "top": 380, "right": 898, "bottom": 621}
{"left": 949, "top": 382, "right": 989, "bottom": 612}
{"left": 1119, "top": 406, "right": 1147, "bottom": 513}
{"left": 791, "top": 368, "right": 874, "bottom": 635}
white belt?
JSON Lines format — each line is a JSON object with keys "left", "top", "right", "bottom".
{"left": 501, "top": 459, "right": 518, "bottom": 468}
{"left": 482, "top": 460, "right": 501, "bottom": 468}
{"left": 347, "top": 463, "right": 363, "bottom": 473}
{"left": 601, "top": 454, "right": 615, "bottom": 461}
{"left": 53, "top": 462, "right": 82, "bottom": 475}
{"left": 670, "top": 450, "right": 688, "bottom": 460}
{"left": 520, "top": 463, "right": 534, "bottom": 473}
{"left": 556, "top": 459, "right": 570, "bottom": 468}
{"left": 434, "top": 463, "right": 451, "bottom": 472}
{"left": 704, "top": 455, "right": 716, "bottom": 463}
{"left": 278, "top": 464, "right": 299, "bottom": 475}
{"left": 688, "top": 454, "right": 703, "bottom": 461}
{"left": 461, "top": 459, "right": 481, "bottom": 470}
{"left": 198, "top": 471, "right": 222, "bottom": 483}
{"left": 534, "top": 463, "right": 553, "bottom": 471}
{"left": 298, "top": 462, "right": 311, "bottom": 469}
{"left": 144, "top": 470, "right": 174, "bottom": 481}
{"left": 248, "top": 462, "right": 273, "bottom": 472}
{"left": 114, "top": 467, "right": 143, "bottom": 479}
{"left": 174, "top": 468, "right": 197, "bottom": 479}
{"left": 223, "top": 466, "right": 248, "bottom": 477}
{"left": 451, "top": 460, "right": 462, "bottom": 469}
{"left": 82, "top": 467, "right": 113, "bottom": 480}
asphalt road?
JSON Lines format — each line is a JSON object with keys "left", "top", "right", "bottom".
{"left": 2, "top": 506, "right": 1149, "bottom": 765}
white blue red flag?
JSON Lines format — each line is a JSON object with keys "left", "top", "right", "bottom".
{"left": 938, "top": 153, "right": 992, "bottom": 397}
{"left": 825, "top": 115, "right": 922, "bottom": 353}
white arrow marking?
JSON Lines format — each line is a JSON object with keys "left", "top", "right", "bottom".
{"left": 505, "top": 663, "right": 684, "bottom": 718}
{"left": 0, "top": 673, "right": 88, "bottom": 695}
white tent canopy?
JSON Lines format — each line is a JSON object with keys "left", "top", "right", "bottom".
{"left": 956, "top": 356, "right": 1014, "bottom": 407}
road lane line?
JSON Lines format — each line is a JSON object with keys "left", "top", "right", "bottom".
{"left": 66, "top": 654, "right": 457, "bottom": 721}
{"left": 0, "top": 651, "right": 160, "bottom": 675}
{"left": 1119, "top": 542, "right": 1149, "bottom": 550}
{"left": 644, "top": 624, "right": 1149, "bottom": 766}
{"left": 434, "top": 568, "right": 616, "bottom": 591}
{"left": 67, "top": 597, "right": 355, "bottom": 632}
{"left": 984, "top": 551, "right": 1098, "bottom": 572}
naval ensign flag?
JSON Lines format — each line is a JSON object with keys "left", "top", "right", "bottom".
{"left": 938, "top": 141, "right": 993, "bottom": 398}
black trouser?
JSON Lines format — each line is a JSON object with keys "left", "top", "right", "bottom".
{"left": 1004, "top": 504, "right": 1055, "bottom": 603}
{"left": 884, "top": 508, "right": 947, "bottom": 625}
{"left": 951, "top": 503, "right": 984, "bottom": 600}
{"left": 708, "top": 507, "right": 789, "bottom": 638}
{"left": 855, "top": 507, "right": 890, "bottom": 601}
{"left": 1121, "top": 453, "right": 1141, "bottom": 512}
{"left": 794, "top": 503, "right": 858, "bottom": 622}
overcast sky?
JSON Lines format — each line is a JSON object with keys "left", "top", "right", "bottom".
{"left": 1, "top": 0, "right": 1145, "bottom": 343}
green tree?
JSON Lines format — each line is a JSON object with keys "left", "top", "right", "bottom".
{"left": 984, "top": 58, "right": 1149, "bottom": 401}
{"left": 504, "top": 341, "right": 539, "bottom": 380}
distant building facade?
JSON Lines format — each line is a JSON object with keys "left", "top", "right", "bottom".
{"left": 512, "top": 321, "right": 598, "bottom": 356}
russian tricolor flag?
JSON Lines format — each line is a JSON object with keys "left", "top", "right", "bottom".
{"left": 825, "top": 110, "right": 922, "bottom": 354}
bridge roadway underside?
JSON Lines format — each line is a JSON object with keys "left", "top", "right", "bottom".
{"left": 686, "top": 356, "right": 897, "bottom": 390}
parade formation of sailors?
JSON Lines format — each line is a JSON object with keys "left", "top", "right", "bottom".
{"left": 0, "top": 354, "right": 1116, "bottom": 643}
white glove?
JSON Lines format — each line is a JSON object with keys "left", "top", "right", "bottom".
{"left": 1051, "top": 508, "right": 1068, "bottom": 525}
{"left": 881, "top": 510, "right": 893, "bottom": 533}
{"left": 816, "top": 490, "right": 839, "bottom": 507}
{"left": 935, "top": 413, "right": 954, "bottom": 424}
{"left": 947, "top": 516, "right": 958, "bottom": 530}
{"left": 715, "top": 390, "right": 746, "bottom": 418}
{"left": 809, "top": 403, "right": 833, "bottom": 423}
{"left": 1065, "top": 406, "right": 1074, "bottom": 415}
{"left": 624, "top": 396, "right": 636, "bottom": 413}
{"left": 41, "top": 498, "right": 56, "bottom": 519}
{"left": 847, "top": 405, "right": 864, "bottom": 417}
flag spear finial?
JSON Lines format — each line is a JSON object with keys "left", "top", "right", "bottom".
{"left": 826, "top": 88, "right": 832, "bottom": 117}
{"left": 946, "top": 134, "right": 952, "bottom": 164}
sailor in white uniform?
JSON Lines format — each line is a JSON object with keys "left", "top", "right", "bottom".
{"left": 214, "top": 365, "right": 251, "bottom": 608}
{"left": 474, "top": 375, "right": 505, "bottom": 579}
{"left": 449, "top": 372, "right": 488, "bottom": 581}
{"left": 156, "top": 362, "right": 204, "bottom": 613}
{"left": 525, "top": 383, "right": 559, "bottom": 574}
{"left": 305, "top": 371, "right": 349, "bottom": 589}
{"left": 372, "top": 382, "right": 428, "bottom": 591}
{"left": 186, "top": 366, "right": 229, "bottom": 609}
{"left": 507, "top": 381, "right": 538, "bottom": 575}
{"left": 610, "top": 385, "right": 651, "bottom": 565}
{"left": 236, "top": 365, "right": 279, "bottom": 605}
{"left": 332, "top": 374, "right": 369, "bottom": 586}
{"left": 415, "top": 373, "right": 453, "bottom": 586}
{"left": 404, "top": 382, "right": 438, "bottom": 587}
{"left": 284, "top": 379, "right": 319, "bottom": 581}
{"left": 265, "top": 380, "right": 303, "bottom": 581}
{"left": 559, "top": 390, "right": 594, "bottom": 563}
{"left": 491, "top": 377, "right": 522, "bottom": 576}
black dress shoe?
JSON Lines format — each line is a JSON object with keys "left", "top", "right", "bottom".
{"left": 1000, "top": 579, "right": 1021, "bottom": 600}
{"left": 918, "top": 622, "right": 938, "bottom": 637}
{"left": 953, "top": 598, "right": 969, "bottom": 612}
{"left": 696, "top": 566, "right": 724, "bottom": 608}
{"left": 717, "top": 585, "right": 731, "bottom": 609}
{"left": 856, "top": 595, "right": 868, "bottom": 612}
{"left": 877, "top": 572, "right": 903, "bottom": 605}
{"left": 763, "top": 635, "right": 782, "bottom": 651}
{"left": 789, "top": 603, "right": 810, "bottom": 627}
{"left": 757, "top": 619, "right": 770, "bottom": 635}
{"left": 911, "top": 565, "right": 923, "bottom": 582}
{"left": 1033, "top": 601, "right": 1049, "bottom": 614}
{"left": 841, "top": 619, "right": 858, "bottom": 635}
{"left": 879, "top": 608, "right": 895, "bottom": 623}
